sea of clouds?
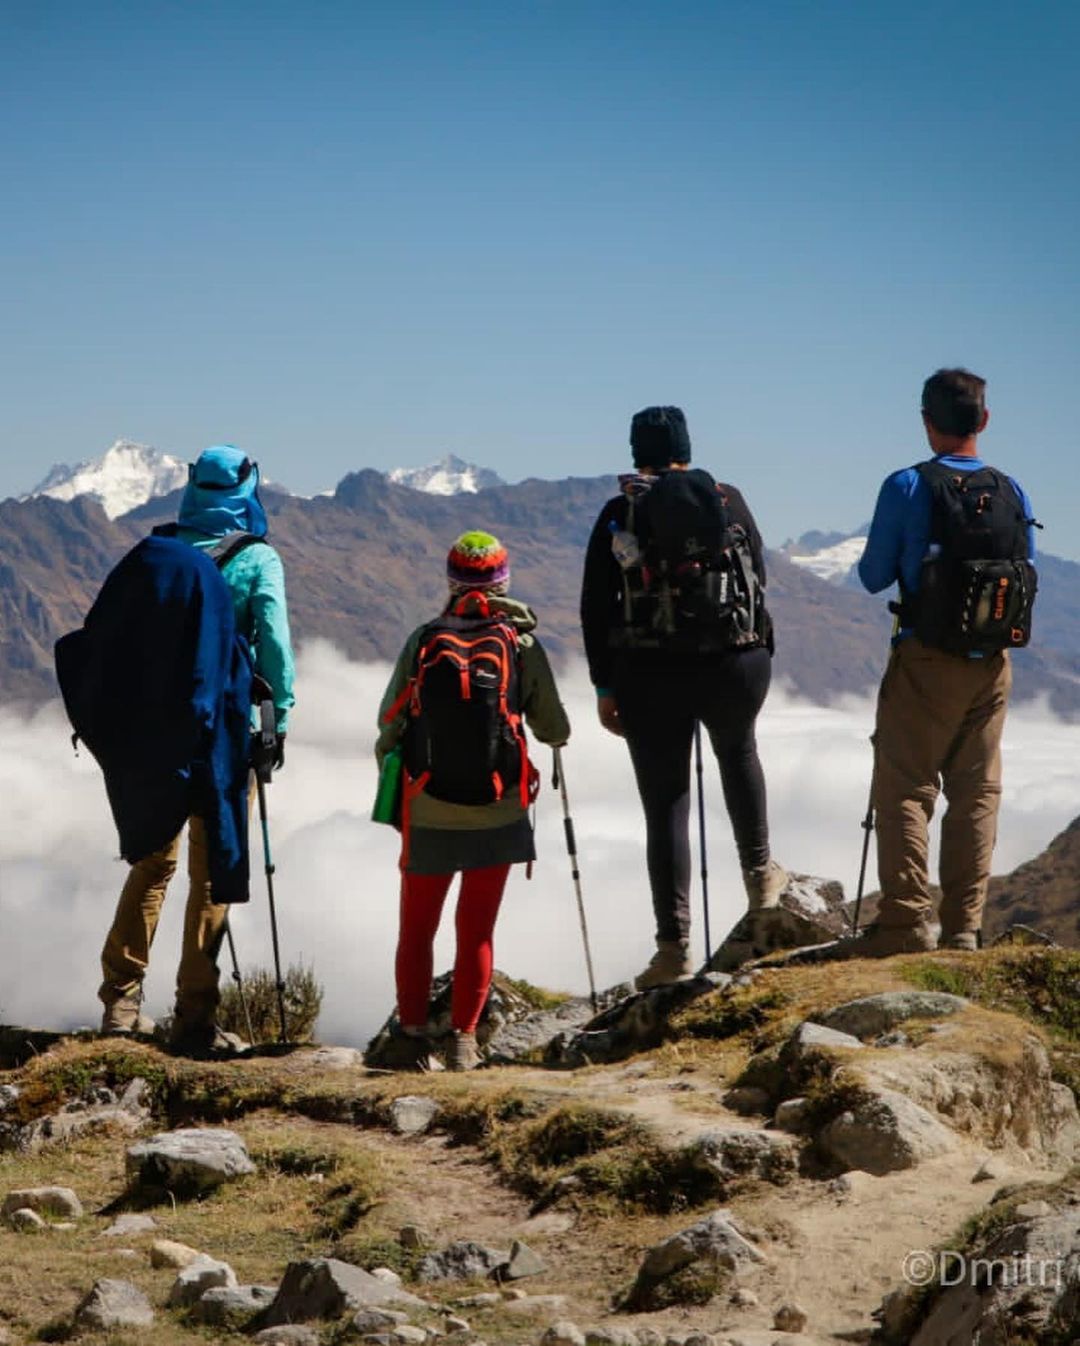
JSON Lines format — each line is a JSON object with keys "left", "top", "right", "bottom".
{"left": 3, "top": 642, "right": 1080, "bottom": 1047}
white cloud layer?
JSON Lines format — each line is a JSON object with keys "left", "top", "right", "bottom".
{"left": 2, "top": 644, "right": 1078, "bottom": 1048}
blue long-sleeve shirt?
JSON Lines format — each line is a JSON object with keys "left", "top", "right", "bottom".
{"left": 858, "top": 455, "right": 1036, "bottom": 610}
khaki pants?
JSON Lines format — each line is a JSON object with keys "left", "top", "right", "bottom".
{"left": 100, "top": 812, "right": 235, "bottom": 1025}
{"left": 872, "top": 637, "right": 1011, "bottom": 938}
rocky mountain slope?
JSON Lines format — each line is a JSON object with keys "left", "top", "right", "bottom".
{"left": 387, "top": 455, "right": 505, "bottom": 495}
{"left": 3, "top": 943, "right": 1080, "bottom": 1344}
{"left": 22, "top": 441, "right": 189, "bottom": 520}
{"left": 3, "top": 471, "right": 1080, "bottom": 713}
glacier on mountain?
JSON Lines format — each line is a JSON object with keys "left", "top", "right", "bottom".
{"left": 786, "top": 534, "right": 868, "bottom": 585}
{"left": 25, "top": 440, "right": 188, "bottom": 520}
{"left": 387, "top": 454, "right": 503, "bottom": 495}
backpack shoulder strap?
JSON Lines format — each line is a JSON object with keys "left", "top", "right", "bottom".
{"left": 206, "top": 532, "right": 266, "bottom": 569}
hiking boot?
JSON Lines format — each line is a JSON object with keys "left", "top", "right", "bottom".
{"left": 378, "top": 1025, "right": 442, "bottom": 1072}
{"left": 634, "top": 940, "right": 695, "bottom": 991}
{"left": 447, "top": 1031, "right": 481, "bottom": 1072}
{"left": 169, "top": 1017, "right": 250, "bottom": 1060}
{"left": 100, "top": 994, "right": 156, "bottom": 1038}
{"left": 940, "top": 931, "right": 980, "bottom": 952}
{"left": 743, "top": 858, "right": 789, "bottom": 911}
{"left": 821, "top": 920, "right": 938, "bottom": 961}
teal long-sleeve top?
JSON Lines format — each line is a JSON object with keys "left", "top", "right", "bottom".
{"left": 178, "top": 529, "right": 296, "bottom": 732}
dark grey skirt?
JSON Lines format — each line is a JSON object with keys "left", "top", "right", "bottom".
{"left": 405, "top": 818, "right": 535, "bottom": 875}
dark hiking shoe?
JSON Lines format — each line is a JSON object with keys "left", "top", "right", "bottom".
{"left": 373, "top": 1026, "right": 443, "bottom": 1072}
{"left": 169, "top": 1019, "right": 250, "bottom": 1060}
{"left": 447, "top": 1031, "right": 481, "bottom": 1072}
{"left": 800, "top": 921, "right": 938, "bottom": 962}
{"left": 634, "top": 940, "right": 694, "bottom": 991}
{"left": 743, "top": 858, "right": 789, "bottom": 911}
{"left": 100, "top": 994, "right": 156, "bottom": 1037}
{"left": 940, "top": 931, "right": 980, "bottom": 952}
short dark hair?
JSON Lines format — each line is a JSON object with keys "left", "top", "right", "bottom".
{"left": 921, "top": 368, "right": 987, "bottom": 436}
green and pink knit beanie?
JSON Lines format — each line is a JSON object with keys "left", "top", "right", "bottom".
{"left": 447, "top": 530, "right": 510, "bottom": 595}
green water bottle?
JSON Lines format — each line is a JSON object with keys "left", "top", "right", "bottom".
{"left": 372, "top": 745, "right": 404, "bottom": 826}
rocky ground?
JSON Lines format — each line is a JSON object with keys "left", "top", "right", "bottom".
{"left": 5, "top": 933, "right": 1080, "bottom": 1345}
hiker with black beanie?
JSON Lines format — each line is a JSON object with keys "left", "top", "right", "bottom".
{"left": 580, "top": 407, "right": 786, "bottom": 988}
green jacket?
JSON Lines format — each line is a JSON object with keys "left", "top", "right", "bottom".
{"left": 179, "top": 530, "right": 296, "bottom": 733}
{"left": 376, "top": 594, "right": 571, "bottom": 831}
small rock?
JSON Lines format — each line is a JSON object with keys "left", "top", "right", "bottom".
{"left": 784, "top": 1021, "right": 865, "bottom": 1056}
{"left": 973, "top": 1155, "right": 1011, "bottom": 1183}
{"left": 127, "top": 1127, "right": 256, "bottom": 1193}
{"left": 457, "top": 1292, "right": 503, "bottom": 1308}
{"left": 263, "top": 1257, "right": 423, "bottom": 1324}
{"left": 445, "top": 1316, "right": 470, "bottom": 1334}
{"left": 730, "top": 1287, "right": 759, "bottom": 1307}
{"left": 400, "top": 1223, "right": 433, "bottom": 1250}
{"left": 502, "top": 1239, "right": 546, "bottom": 1281}
{"left": 505, "top": 1295, "right": 568, "bottom": 1314}
{"left": 818, "top": 990, "right": 968, "bottom": 1039}
{"left": 773, "top": 1098, "right": 809, "bottom": 1133}
{"left": 1014, "top": 1199, "right": 1053, "bottom": 1219}
{"left": 392, "top": 1328, "right": 428, "bottom": 1344}
{"left": 0, "top": 1084, "right": 20, "bottom": 1112}
{"left": 820, "top": 1088, "right": 956, "bottom": 1175}
{"left": 255, "top": 1329, "right": 321, "bottom": 1346}
{"left": 639, "top": 1210, "right": 764, "bottom": 1281}
{"left": 118, "top": 1077, "right": 151, "bottom": 1113}
{"left": 2, "top": 1185, "right": 84, "bottom": 1220}
{"left": 8, "top": 1207, "right": 46, "bottom": 1231}
{"left": 193, "top": 1284, "right": 276, "bottom": 1326}
{"left": 874, "top": 1030, "right": 911, "bottom": 1048}
{"left": 773, "top": 1302, "right": 808, "bottom": 1332}
{"left": 75, "top": 1278, "right": 155, "bottom": 1329}
{"left": 502, "top": 1286, "right": 529, "bottom": 1300}
{"left": 827, "top": 1174, "right": 853, "bottom": 1198}
{"left": 390, "top": 1095, "right": 441, "bottom": 1136}
{"left": 151, "top": 1237, "right": 202, "bottom": 1268}
{"left": 166, "top": 1254, "right": 238, "bottom": 1307}
{"left": 682, "top": 1335, "right": 714, "bottom": 1346}
{"left": 418, "top": 1241, "right": 510, "bottom": 1283}
{"left": 101, "top": 1212, "right": 157, "bottom": 1237}
{"left": 686, "top": 1130, "right": 796, "bottom": 1185}
{"left": 585, "top": 1329, "right": 639, "bottom": 1346}
{"left": 372, "top": 1267, "right": 404, "bottom": 1285}
{"left": 352, "top": 1309, "right": 410, "bottom": 1333}
{"left": 723, "top": 1086, "right": 772, "bottom": 1116}
{"left": 542, "top": 1322, "right": 587, "bottom": 1346}
{"left": 306, "top": 1045, "right": 366, "bottom": 1070}
{"left": 633, "top": 1330, "right": 662, "bottom": 1346}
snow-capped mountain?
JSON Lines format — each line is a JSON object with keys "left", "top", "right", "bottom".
{"left": 781, "top": 527, "right": 869, "bottom": 586}
{"left": 387, "top": 454, "right": 503, "bottom": 495}
{"left": 25, "top": 440, "right": 188, "bottom": 519}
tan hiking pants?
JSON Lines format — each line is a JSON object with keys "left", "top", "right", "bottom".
{"left": 871, "top": 637, "right": 1011, "bottom": 938}
{"left": 99, "top": 801, "right": 247, "bottom": 1024}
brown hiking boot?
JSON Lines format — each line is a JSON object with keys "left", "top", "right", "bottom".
{"left": 447, "top": 1031, "right": 481, "bottom": 1072}
{"left": 828, "top": 920, "right": 938, "bottom": 960}
{"left": 634, "top": 940, "right": 695, "bottom": 991}
{"left": 940, "top": 931, "right": 979, "bottom": 951}
{"left": 169, "top": 1016, "right": 250, "bottom": 1060}
{"left": 100, "top": 993, "right": 155, "bottom": 1037}
{"left": 743, "top": 858, "right": 789, "bottom": 911}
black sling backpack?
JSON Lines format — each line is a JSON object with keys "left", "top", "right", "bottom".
{"left": 901, "top": 460, "right": 1037, "bottom": 655}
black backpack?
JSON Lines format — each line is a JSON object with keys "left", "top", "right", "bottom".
{"left": 400, "top": 597, "right": 534, "bottom": 807}
{"left": 611, "top": 469, "right": 763, "bottom": 653}
{"left": 902, "top": 460, "right": 1037, "bottom": 655}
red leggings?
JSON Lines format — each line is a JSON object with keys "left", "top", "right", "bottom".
{"left": 395, "top": 864, "right": 510, "bottom": 1034}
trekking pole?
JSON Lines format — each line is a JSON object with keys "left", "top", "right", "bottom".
{"left": 694, "top": 723, "right": 712, "bottom": 963}
{"left": 222, "top": 918, "right": 256, "bottom": 1046}
{"left": 254, "top": 697, "right": 289, "bottom": 1044}
{"left": 552, "top": 747, "right": 598, "bottom": 1013}
{"left": 851, "top": 757, "right": 875, "bottom": 935}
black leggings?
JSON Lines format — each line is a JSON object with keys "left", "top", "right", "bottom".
{"left": 614, "top": 648, "right": 772, "bottom": 943}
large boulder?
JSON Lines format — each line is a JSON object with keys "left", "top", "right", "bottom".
{"left": 126, "top": 1128, "right": 255, "bottom": 1193}
{"left": 638, "top": 1209, "right": 765, "bottom": 1281}
{"left": 685, "top": 1129, "right": 797, "bottom": 1187}
{"left": 820, "top": 1086, "right": 957, "bottom": 1174}
{"left": 416, "top": 1241, "right": 509, "bottom": 1282}
{"left": 709, "top": 874, "right": 850, "bottom": 972}
{"left": 261, "top": 1258, "right": 424, "bottom": 1324}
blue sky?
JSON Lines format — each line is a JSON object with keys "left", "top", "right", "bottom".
{"left": 2, "top": 1, "right": 1078, "bottom": 552}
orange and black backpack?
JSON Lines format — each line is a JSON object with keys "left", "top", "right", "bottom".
{"left": 399, "top": 594, "right": 535, "bottom": 807}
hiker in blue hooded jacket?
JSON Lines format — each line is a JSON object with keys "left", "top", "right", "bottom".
{"left": 97, "top": 445, "right": 295, "bottom": 1053}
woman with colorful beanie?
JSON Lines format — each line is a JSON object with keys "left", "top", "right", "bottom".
{"left": 375, "top": 531, "right": 570, "bottom": 1070}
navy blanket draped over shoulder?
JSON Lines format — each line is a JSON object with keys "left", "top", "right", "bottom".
{"left": 55, "top": 535, "right": 254, "bottom": 902}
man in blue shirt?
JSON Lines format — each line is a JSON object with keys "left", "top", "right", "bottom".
{"left": 851, "top": 368, "right": 1035, "bottom": 956}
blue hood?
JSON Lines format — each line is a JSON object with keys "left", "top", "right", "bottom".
{"left": 178, "top": 444, "right": 268, "bottom": 538}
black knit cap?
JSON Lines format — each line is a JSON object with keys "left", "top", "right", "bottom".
{"left": 630, "top": 405, "right": 692, "bottom": 469}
